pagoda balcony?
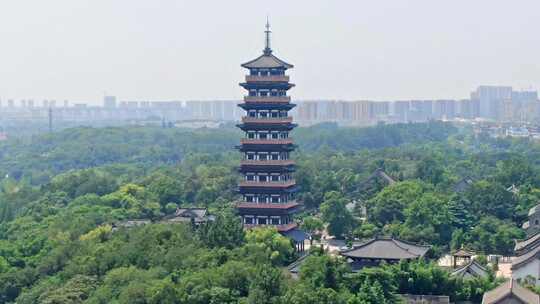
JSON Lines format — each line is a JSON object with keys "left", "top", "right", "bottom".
{"left": 241, "top": 116, "right": 293, "bottom": 124}
{"left": 240, "top": 138, "right": 293, "bottom": 145}
{"left": 239, "top": 179, "right": 296, "bottom": 188}
{"left": 244, "top": 222, "right": 298, "bottom": 232}
{"left": 244, "top": 96, "right": 291, "bottom": 103}
{"left": 240, "top": 159, "right": 295, "bottom": 166}
{"left": 245, "top": 75, "right": 290, "bottom": 83}
{"left": 236, "top": 201, "right": 299, "bottom": 209}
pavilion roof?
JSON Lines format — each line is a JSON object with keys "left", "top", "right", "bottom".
{"left": 358, "top": 168, "right": 397, "bottom": 190}
{"left": 340, "top": 237, "right": 430, "bottom": 260}
{"left": 241, "top": 53, "right": 293, "bottom": 69}
{"left": 482, "top": 280, "right": 539, "bottom": 304}
{"left": 453, "top": 176, "right": 474, "bottom": 192}
{"left": 282, "top": 228, "right": 310, "bottom": 243}
{"left": 175, "top": 208, "right": 207, "bottom": 219}
{"left": 450, "top": 260, "right": 488, "bottom": 279}
{"left": 452, "top": 248, "right": 475, "bottom": 257}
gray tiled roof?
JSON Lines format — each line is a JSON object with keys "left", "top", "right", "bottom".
{"left": 360, "top": 169, "right": 396, "bottom": 189}
{"left": 340, "top": 238, "right": 430, "bottom": 260}
{"left": 241, "top": 54, "right": 293, "bottom": 69}
{"left": 282, "top": 228, "right": 310, "bottom": 243}
{"left": 451, "top": 260, "right": 489, "bottom": 279}
{"left": 287, "top": 253, "right": 311, "bottom": 275}
{"left": 529, "top": 204, "right": 540, "bottom": 216}
{"left": 176, "top": 208, "right": 207, "bottom": 218}
{"left": 482, "top": 280, "right": 539, "bottom": 304}
{"left": 511, "top": 244, "right": 540, "bottom": 270}
{"left": 514, "top": 231, "right": 540, "bottom": 253}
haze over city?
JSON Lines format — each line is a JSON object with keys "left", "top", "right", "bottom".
{"left": 1, "top": 0, "right": 539, "bottom": 103}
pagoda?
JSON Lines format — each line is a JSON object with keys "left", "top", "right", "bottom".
{"left": 236, "top": 21, "right": 305, "bottom": 250}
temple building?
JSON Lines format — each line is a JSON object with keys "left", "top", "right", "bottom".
{"left": 236, "top": 21, "right": 306, "bottom": 250}
{"left": 512, "top": 231, "right": 540, "bottom": 285}
{"left": 340, "top": 237, "right": 431, "bottom": 271}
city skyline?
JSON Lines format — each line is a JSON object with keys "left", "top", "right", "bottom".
{"left": 0, "top": 1, "right": 539, "bottom": 103}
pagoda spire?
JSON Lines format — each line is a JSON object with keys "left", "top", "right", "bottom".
{"left": 264, "top": 17, "right": 272, "bottom": 55}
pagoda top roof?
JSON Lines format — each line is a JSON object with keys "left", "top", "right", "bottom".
{"left": 452, "top": 248, "right": 475, "bottom": 257}
{"left": 241, "top": 53, "right": 293, "bottom": 69}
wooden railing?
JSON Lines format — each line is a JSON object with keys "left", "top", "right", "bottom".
{"left": 239, "top": 180, "right": 296, "bottom": 188}
{"left": 245, "top": 75, "right": 290, "bottom": 82}
{"left": 241, "top": 116, "right": 293, "bottom": 123}
{"left": 240, "top": 138, "right": 293, "bottom": 145}
{"left": 244, "top": 96, "right": 291, "bottom": 103}
{"left": 236, "top": 201, "right": 299, "bottom": 209}
{"left": 240, "top": 159, "right": 295, "bottom": 166}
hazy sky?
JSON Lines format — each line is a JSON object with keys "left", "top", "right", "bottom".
{"left": 0, "top": 1, "right": 539, "bottom": 104}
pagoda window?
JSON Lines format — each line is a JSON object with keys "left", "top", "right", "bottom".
{"left": 248, "top": 110, "right": 256, "bottom": 117}
{"left": 250, "top": 69, "right": 258, "bottom": 76}
{"left": 259, "top": 153, "right": 268, "bottom": 160}
{"left": 271, "top": 217, "right": 280, "bottom": 225}
{"left": 258, "top": 217, "right": 268, "bottom": 225}
{"left": 271, "top": 153, "right": 279, "bottom": 160}
{"left": 271, "top": 196, "right": 280, "bottom": 203}
{"left": 260, "top": 90, "right": 269, "bottom": 97}
{"left": 246, "top": 153, "right": 255, "bottom": 160}
{"left": 260, "top": 70, "right": 269, "bottom": 76}
{"left": 280, "top": 132, "right": 288, "bottom": 139}
{"left": 271, "top": 175, "right": 280, "bottom": 182}
{"left": 259, "top": 133, "right": 268, "bottom": 140}
{"left": 259, "top": 175, "right": 268, "bottom": 182}
{"left": 260, "top": 111, "right": 268, "bottom": 118}
{"left": 271, "top": 132, "right": 279, "bottom": 139}
{"left": 245, "top": 195, "right": 254, "bottom": 202}
{"left": 244, "top": 217, "right": 254, "bottom": 225}
{"left": 249, "top": 90, "right": 257, "bottom": 96}
{"left": 271, "top": 111, "right": 279, "bottom": 118}
{"left": 247, "top": 132, "right": 255, "bottom": 139}
{"left": 246, "top": 174, "right": 255, "bottom": 181}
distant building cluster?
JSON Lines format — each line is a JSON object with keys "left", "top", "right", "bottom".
{"left": 293, "top": 86, "right": 539, "bottom": 126}
{"left": 0, "top": 86, "right": 538, "bottom": 128}
{"left": 0, "top": 97, "right": 243, "bottom": 123}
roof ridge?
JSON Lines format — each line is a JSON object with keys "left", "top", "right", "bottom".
{"left": 341, "top": 238, "right": 377, "bottom": 253}
{"left": 287, "top": 253, "right": 310, "bottom": 270}
{"left": 391, "top": 239, "right": 420, "bottom": 256}
{"left": 393, "top": 237, "right": 431, "bottom": 248}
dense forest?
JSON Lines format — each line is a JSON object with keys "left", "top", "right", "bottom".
{"left": 1, "top": 121, "right": 539, "bottom": 303}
